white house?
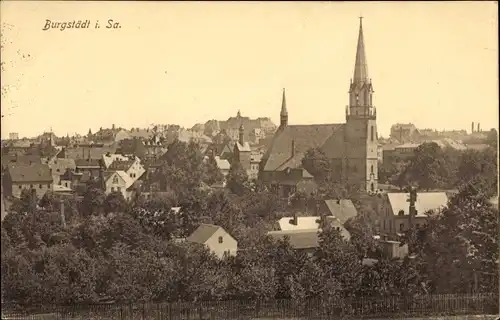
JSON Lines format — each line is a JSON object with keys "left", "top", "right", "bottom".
{"left": 104, "top": 171, "right": 135, "bottom": 200}
{"left": 186, "top": 224, "right": 238, "bottom": 259}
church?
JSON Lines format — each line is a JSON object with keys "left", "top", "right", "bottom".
{"left": 259, "top": 18, "right": 379, "bottom": 197}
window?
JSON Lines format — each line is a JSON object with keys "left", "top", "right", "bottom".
{"left": 39, "top": 184, "right": 42, "bottom": 189}
{"left": 18, "top": 185, "right": 22, "bottom": 189}
{"left": 218, "top": 236, "right": 223, "bottom": 244}
{"left": 416, "top": 223, "right": 420, "bottom": 229}
{"left": 65, "top": 183, "right": 68, "bottom": 187}
{"left": 112, "top": 176, "right": 119, "bottom": 184}
{"left": 47, "top": 184, "right": 50, "bottom": 188}
{"left": 111, "top": 187, "right": 115, "bottom": 192}
{"left": 30, "top": 184, "right": 33, "bottom": 189}
{"left": 370, "top": 182, "right": 374, "bottom": 192}
{"left": 370, "top": 165, "right": 374, "bottom": 174}
{"left": 370, "top": 126, "right": 375, "bottom": 141}
{"left": 117, "top": 187, "right": 121, "bottom": 192}
{"left": 56, "top": 168, "right": 60, "bottom": 172}
{"left": 130, "top": 173, "right": 133, "bottom": 178}
{"left": 400, "top": 223, "right": 404, "bottom": 231}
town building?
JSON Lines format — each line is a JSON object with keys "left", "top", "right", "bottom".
{"left": 3, "top": 163, "right": 53, "bottom": 199}
{"left": 260, "top": 18, "right": 378, "bottom": 195}
{"left": 380, "top": 191, "right": 449, "bottom": 235}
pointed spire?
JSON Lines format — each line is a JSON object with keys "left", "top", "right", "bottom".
{"left": 280, "top": 88, "right": 288, "bottom": 116}
{"left": 280, "top": 88, "right": 288, "bottom": 128}
{"left": 353, "top": 16, "right": 369, "bottom": 83}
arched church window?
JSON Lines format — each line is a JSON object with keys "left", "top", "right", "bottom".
{"left": 370, "top": 164, "right": 374, "bottom": 174}
{"left": 370, "top": 182, "right": 374, "bottom": 192}
{"left": 370, "top": 126, "right": 375, "bottom": 142}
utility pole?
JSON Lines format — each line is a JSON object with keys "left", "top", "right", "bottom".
{"left": 407, "top": 186, "right": 417, "bottom": 230}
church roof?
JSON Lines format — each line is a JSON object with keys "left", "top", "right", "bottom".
{"left": 261, "top": 124, "right": 344, "bottom": 172}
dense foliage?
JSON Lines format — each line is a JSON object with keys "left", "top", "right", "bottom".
{"left": 1, "top": 139, "right": 498, "bottom": 305}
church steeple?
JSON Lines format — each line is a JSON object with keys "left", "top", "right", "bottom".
{"left": 280, "top": 88, "right": 288, "bottom": 128}
{"left": 347, "top": 17, "right": 375, "bottom": 119}
{"left": 353, "top": 16, "right": 369, "bottom": 84}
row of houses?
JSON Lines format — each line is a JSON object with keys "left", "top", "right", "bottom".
{"left": 183, "top": 190, "right": 456, "bottom": 261}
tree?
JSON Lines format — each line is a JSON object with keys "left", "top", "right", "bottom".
{"left": 485, "top": 128, "right": 498, "bottom": 148}
{"left": 39, "top": 191, "right": 58, "bottom": 211}
{"left": 414, "top": 181, "right": 499, "bottom": 293}
{"left": 314, "top": 227, "right": 362, "bottom": 297}
{"left": 226, "top": 161, "right": 249, "bottom": 196}
{"left": 457, "top": 148, "right": 497, "bottom": 189}
{"left": 203, "top": 152, "right": 224, "bottom": 186}
{"left": 398, "top": 142, "right": 451, "bottom": 191}
{"left": 103, "top": 191, "right": 127, "bottom": 214}
{"left": 10, "top": 189, "right": 37, "bottom": 214}
{"left": 81, "top": 187, "right": 105, "bottom": 217}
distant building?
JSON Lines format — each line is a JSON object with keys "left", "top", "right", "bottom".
{"left": 194, "top": 110, "right": 277, "bottom": 142}
{"left": 8, "top": 133, "right": 19, "bottom": 140}
{"left": 390, "top": 123, "right": 419, "bottom": 142}
{"left": 233, "top": 124, "right": 252, "bottom": 176}
{"left": 75, "top": 159, "right": 101, "bottom": 179}
{"left": 248, "top": 153, "right": 262, "bottom": 180}
{"left": 3, "top": 163, "right": 53, "bottom": 199}
{"left": 186, "top": 224, "right": 238, "bottom": 259}
{"left": 47, "top": 158, "right": 76, "bottom": 185}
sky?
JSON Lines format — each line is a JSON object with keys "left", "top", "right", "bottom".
{"left": 0, "top": 1, "right": 498, "bottom": 139}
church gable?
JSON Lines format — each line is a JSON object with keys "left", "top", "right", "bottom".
{"left": 262, "top": 124, "right": 343, "bottom": 171}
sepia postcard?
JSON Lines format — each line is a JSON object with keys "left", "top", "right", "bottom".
{"left": 1, "top": 1, "right": 499, "bottom": 319}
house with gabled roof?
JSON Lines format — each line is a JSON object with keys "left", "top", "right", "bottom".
{"left": 319, "top": 199, "right": 358, "bottom": 224}
{"left": 186, "top": 224, "right": 238, "bottom": 259}
{"left": 3, "top": 163, "right": 53, "bottom": 199}
{"left": 107, "top": 156, "right": 145, "bottom": 181}
{"left": 259, "top": 18, "right": 379, "bottom": 197}
{"left": 104, "top": 170, "right": 136, "bottom": 201}
{"left": 381, "top": 191, "right": 449, "bottom": 235}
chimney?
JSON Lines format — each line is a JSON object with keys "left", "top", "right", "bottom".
{"left": 60, "top": 200, "right": 66, "bottom": 229}
{"left": 291, "top": 139, "right": 295, "bottom": 157}
{"left": 292, "top": 212, "right": 298, "bottom": 226}
{"left": 472, "top": 122, "right": 475, "bottom": 133}
{"left": 477, "top": 123, "right": 481, "bottom": 132}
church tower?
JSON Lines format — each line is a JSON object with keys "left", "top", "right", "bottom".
{"left": 345, "top": 17, "right": 378, "bottom": 192}
{"left": 280, "top": 88, "right": 288, "bottom": 129}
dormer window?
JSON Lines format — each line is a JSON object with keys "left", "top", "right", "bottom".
{"left": 218, "top": 236, "right": 223, "bottom": 244}
{"left": 398, "top": 210, "right": 405, "bottom": 216}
